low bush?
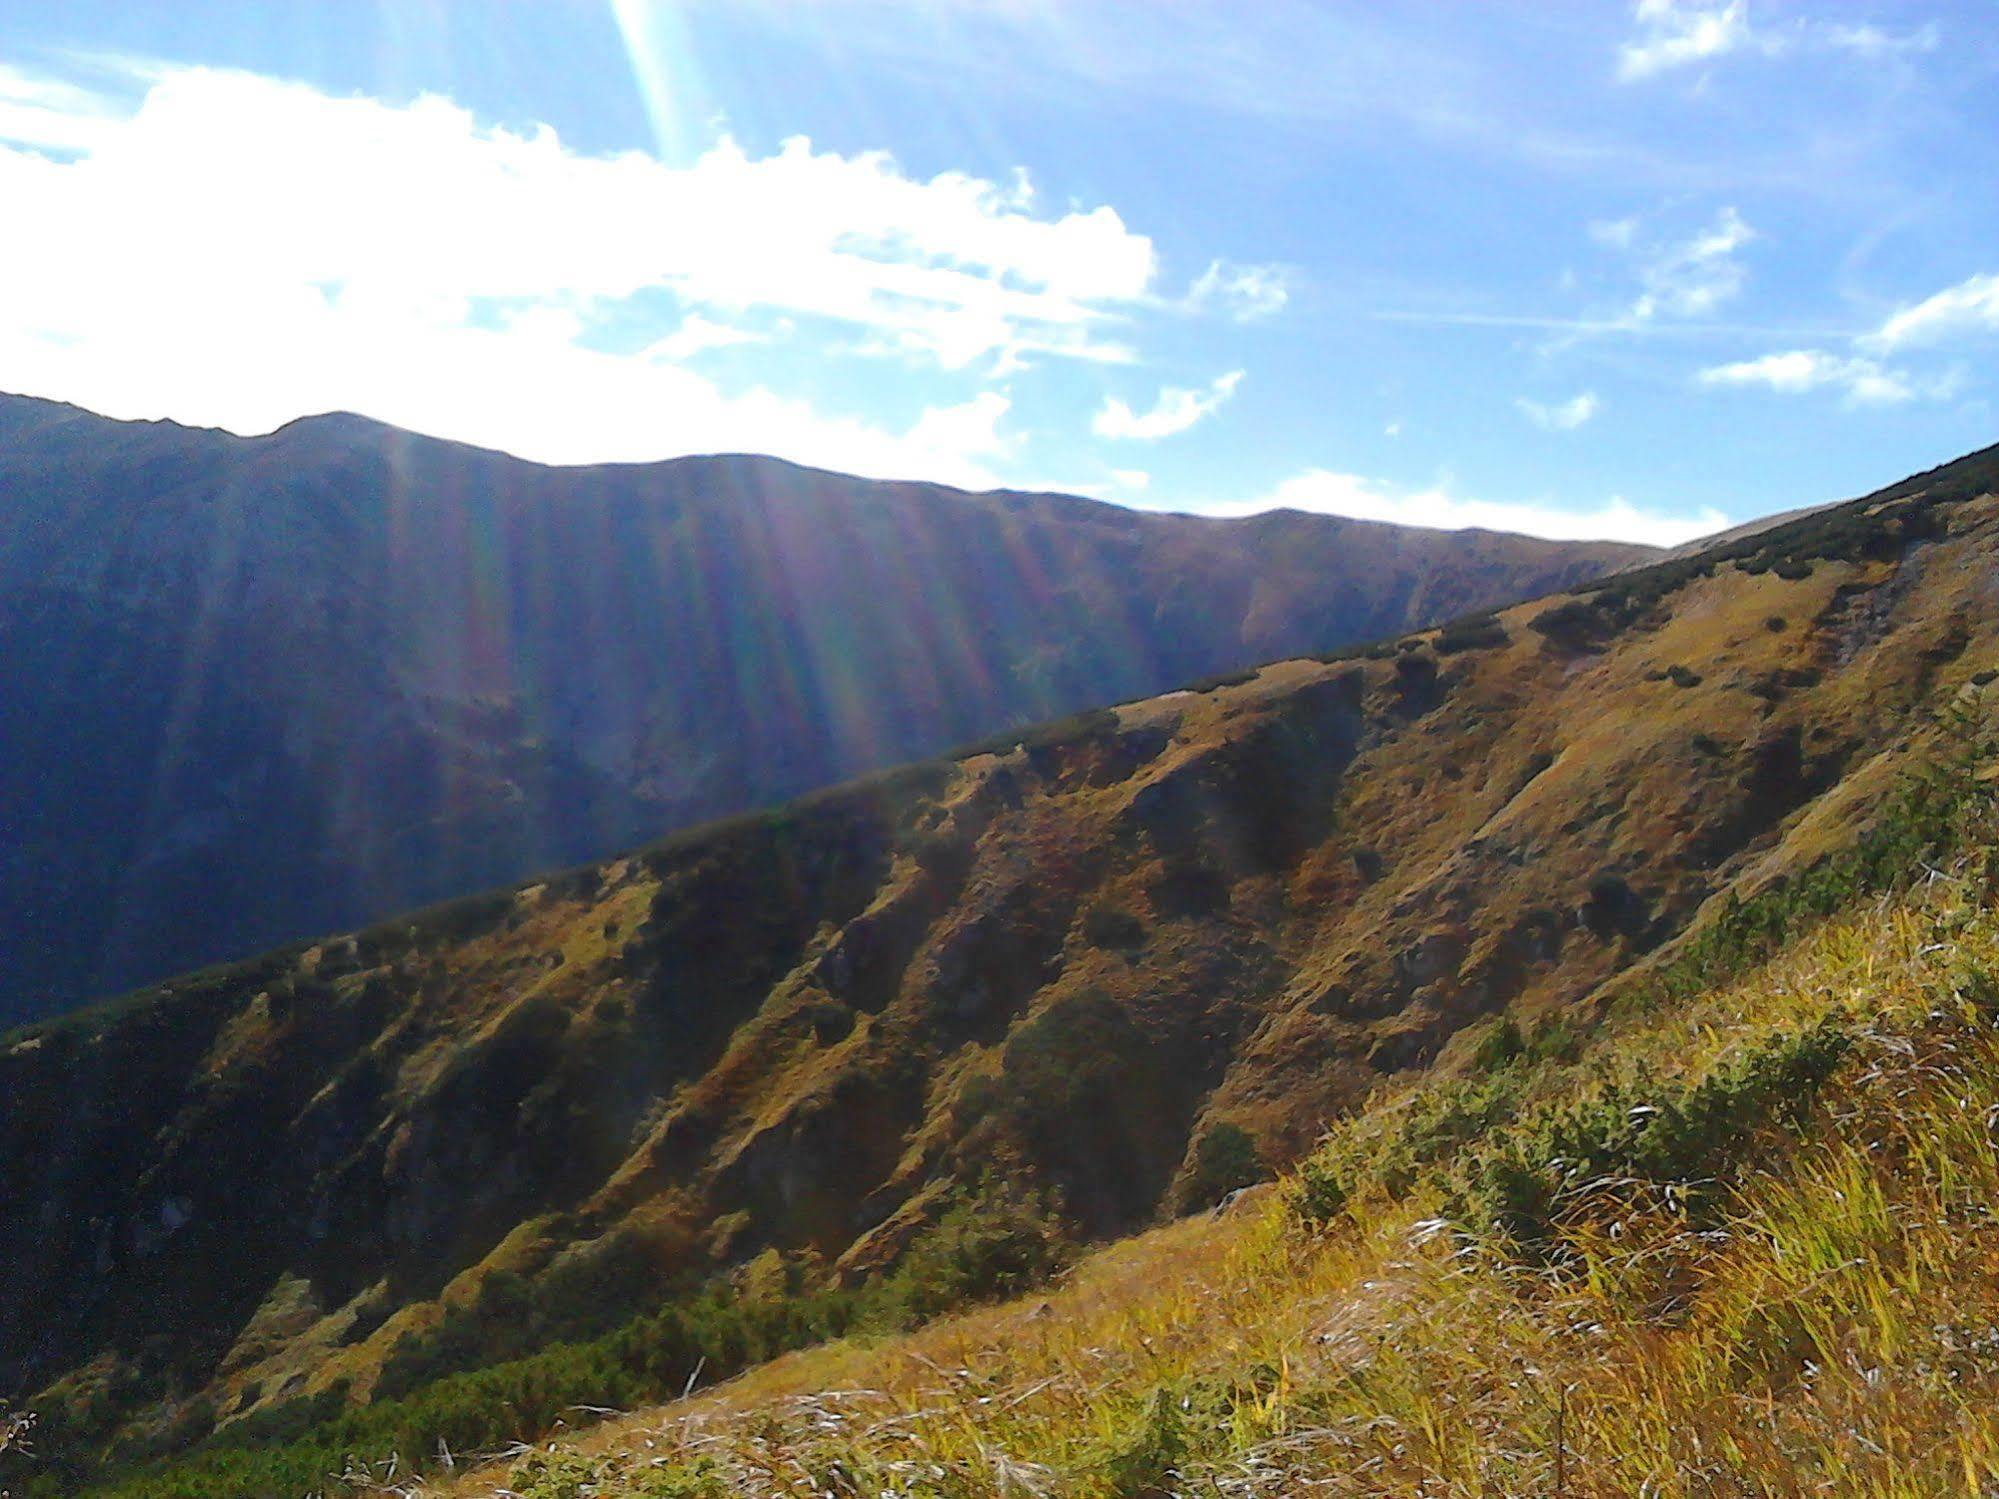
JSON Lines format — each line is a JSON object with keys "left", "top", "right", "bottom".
{"left": 872, "top": 1177, "right": 1070, "bottom": 1327}
{"left": 1290, "top": 1066, "right": 1528, "bottom": 1227}
{"left": 1100, "top": 1387, "right": 1188, "bottom": 1497}
{"left": 1173, "top": 1122, "right": 1266, "bottom": 1213}
{"left": 1446, "top": 1014, "right": 1851, "bottom": 1256}
{"left": 1434, "top": 614, "right": 1509, "bottom": 654}
{"left": 44, "top": 1182, "right": 1068, "bottom": 1499}
{"left": 1081, "top": 906, "right": 1146, "bottom": 950}
{"left": 1642, "top": 699, "right": 1997, "bottom": 1010}
{"left": 1527, "top": 597, "right": 1607, "bottom": 650}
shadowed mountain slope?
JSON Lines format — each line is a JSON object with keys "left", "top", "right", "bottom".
{"left": 2, "top": 440, "right": 1994, "bottom": 1484}
{"left": 0, "top": 393, "right": 1648, "bottom": 1025}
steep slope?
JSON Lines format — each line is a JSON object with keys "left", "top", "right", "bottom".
{"left": 442, "top": 829, "right": 1999, "bottom": 1499}
{"left": 2, "top": 442, "right": 1993, "bottom": 1487}
{"left": 0, "top": 392, "right": 1648, "bottom": 1026}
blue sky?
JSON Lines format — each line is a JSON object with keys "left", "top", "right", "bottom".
{"left": 0, "top": 2, "right": 1994, "bottom": 543}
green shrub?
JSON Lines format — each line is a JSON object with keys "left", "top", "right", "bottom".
{"left": 1291, "top": 705, "right": 1995, "bottom": 1245}
{"left": 1081, "top": 906, "right": 1146, "bottom": 950}
{"left": 875, "top": 1177, "right": 1070, "bottom": 1327}
{"left": 510, "top": 1450, "right": 599, "bottom": 1499}
{"left": 1446, "top": 1015, "right": 1851, "bottom": 1256}
{"left": 1470, "top": 1015, "right": 1528, "bottom": 1071}
{"left": 1642, "top": 700, "right": 1997, "bottom": 1010}
{"left": 1435, "top": 614, "right": 1509, "bottom": 654}
{"left": 1290, "top": 1067, "right": 1528, "bottom": 1227}
{"left": 1100, "top": 1388, "right": 1188, "bottom": 1497}
{"left": 1528, "top": 598, "right": 1608, "bottom": 650}
{"left": 1174, "top": 1122, "right": 1265, "bottom": 1213}
{"left": 52, "top": 1180, "right": 1072, "bottom": 1499}
{"left": 632, "top": 1461, "right": 730, "bottom": 1498}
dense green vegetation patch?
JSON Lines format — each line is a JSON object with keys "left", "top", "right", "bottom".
{"left": 25, "top": 1182, "right": 1068, "bottom": 1499}
{"left": 1433, "top": 614, "right": 1509, "bottom": 654}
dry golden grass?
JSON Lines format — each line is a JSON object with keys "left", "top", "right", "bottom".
{"left": 427, "top": 865, "right": 1999, "bottom": 1499}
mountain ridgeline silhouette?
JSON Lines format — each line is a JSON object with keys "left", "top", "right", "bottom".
{"left": 0, "top": 392, "right": 1649, "bottom": 1024}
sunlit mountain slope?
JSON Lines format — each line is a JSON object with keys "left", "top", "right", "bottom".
{"left": 2, "top": 442, "right": 1993, "bottom": 1497}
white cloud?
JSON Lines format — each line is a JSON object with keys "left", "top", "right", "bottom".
{"left": 1630, "top": 207, "right": 1755, "bottom": 323}
{"left": 643, "top": 313, "right": 775, "bottom": 361}
{"left": 1705, "top": 268, "right": 1985, "bottom": 409}
{"left": 1587, "top": 216, "right": 1639, "bottom": 250}
{"left": 1519, "top": 208, "right": 1759, "bottom": 338}
{"left": 0, "top": 59, "right": 1175, "bottom": 481}
{"left": 1518, "top": 391, "right": 1601, "bottom": 431}
{"left": 1617, "top": 3, "right": 1940, "bottom": 80}
{"left": 1110, "top": 468, "right": 1152, "bottom": 493}
{"left": 0, "top": 61, "right": 122, "bottom": 152}
{"left": 1093, "top": 369, "right": 1244, "bottom": 441}
{"left": 1188, "top": 259, "right": 1291, "bottom": 321}
{"left": 1863, "top": 271, "right": 1999, "bottom": 351}
{"left": 1201, "top": 470, "right": 1723, "bottom": 547}
{"left": 1821, "top": 21, "right": 1941, "bottom": 57}
{"left": 1618, "top": 1, "right": 1758, "bottom": 80}
{"left": 1698, "top": 348, "right": 1947, "bottom": 406}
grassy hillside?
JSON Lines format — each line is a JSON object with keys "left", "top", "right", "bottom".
{"left": 39, "top": 676, "right": 1999, "bottom": 1499}
{"left": 4, "top": 443, "right": 1998, "bottom": 1495}
{"left": 439, "top": 795, "right": 1999, "bottom": 1499}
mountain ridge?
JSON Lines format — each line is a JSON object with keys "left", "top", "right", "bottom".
{"left": 0, "top": 392, "right": 1731, "bottom": 543}
{"left": 0, "top": 390, "right": 1650, "bottom": 1024}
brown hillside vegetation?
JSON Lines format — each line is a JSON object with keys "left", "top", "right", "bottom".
{"left": 2, "top": 442, "right": 1997, "bottom": 1492}
{"left": 0, "top": 391, "right": 1648, "bottom": 1028}
{"left": 448, "top": 846, "right": 1999, "bottom": 1498}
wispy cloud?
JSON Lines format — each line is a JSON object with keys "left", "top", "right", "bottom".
{"left": 643, "top": 313, "right": 778, "bottom": 361}
{"left": 1616, "top": 2, "right": 1940, "bottom": 80}
{"left": 1093, "top": 370, "right": 1245, "bottom": 441}
{"left": 1200, "top": 468, "right": 1723, "bottom": 546}
{"left": 1373, "top": 309, "right": 1854, "bottom": 339}
{"left": 1188, "top": 259, "right": 1292, "bottom": 322}
{"left": 1588, "top": 216, "right": 1640, "bottom": 250}
{"left": 1388, "top": 207, "right": 1763, "bottom": 345}
{"left": 1820, "top": 20, "right": 1943, "bottom": 58}
{"left": 1518, "top": 391, "right": 1602, "bottom": 430}
{"left": 1630, "top": 206, "right": 1755, "bottom": 322}
{"left": 1862, "top": 271, "right": 1999, "bottom": 351}
{"left": 1698, "top": 267, "right": 1989, "bottom": 409}
{"left": 0, "top": 61, "right": 123, "bottom": 152}
{"left": 1697, "top": 348, "right": 1947, "bottom": 405}
{"left": 1618, "top": 1, "right": 1759, "bottom": 81}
